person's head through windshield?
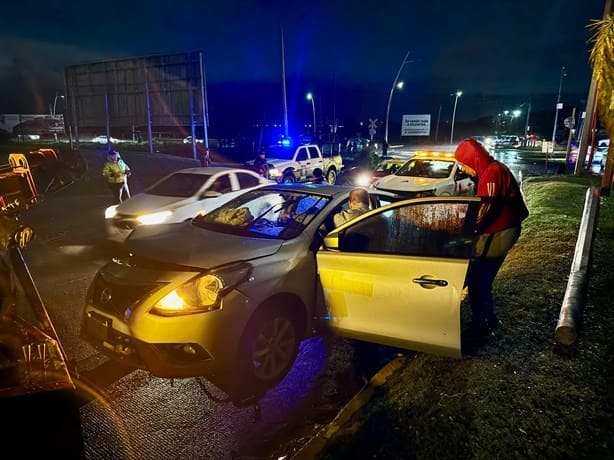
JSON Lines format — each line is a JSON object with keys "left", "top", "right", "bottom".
{"left": 311, "top": 168, "right": 325, "bottom": 184}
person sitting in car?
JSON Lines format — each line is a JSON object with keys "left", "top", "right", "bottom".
{"left": 333, "top": 188, "right": 370, "bottom": 227}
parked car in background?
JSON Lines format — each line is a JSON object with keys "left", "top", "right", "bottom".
{"left": 246, "top": 142, "right": 343, "bottom": 185}
{"left": 90, "top": 135, "right": 120, "bottom": 144}
{"left": 82, "top": 183, "right": 481, "bottom": 405}
{"left": 183, "top": 136, "right": 204, "bottom": 144}
{"left": 374, "top": 151, "right": 475, "bottom": 197}
{"left": 104, "top": 167, "right": 269, "bottom": 242}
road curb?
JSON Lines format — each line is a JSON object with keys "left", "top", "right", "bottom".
{"left": 289, "top": 354, "right": 406, "bottom": 459}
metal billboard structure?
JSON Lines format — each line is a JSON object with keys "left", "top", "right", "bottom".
{"left": 64, "top": 51, "right": 208, "bottom": 157}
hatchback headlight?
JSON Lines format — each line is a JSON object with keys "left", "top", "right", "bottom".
{"left": 151, "top": 263, "right": 252, "bottom": 316}
{"left": 137, "top": 210, "right": 173, "bottom": 225}
{"left": 105, "top": 205, "right": 118, "bottom": 219}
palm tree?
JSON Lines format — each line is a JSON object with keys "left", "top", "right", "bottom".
{"left": 589, "top": 12, "right": 614, "bottom": 195}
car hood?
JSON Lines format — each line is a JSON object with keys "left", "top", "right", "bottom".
{"left": 374, "top": 175, "right": 445, "bottom": 191}
{"left": 116, "top": 194, "right": 192, "bottom": 216}
{"left": 124, "top": 222, "right": 283, "bottom": 269}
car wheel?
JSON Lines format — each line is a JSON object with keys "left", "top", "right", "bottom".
{"left": 282, "top": 174, "right": 295, "bottom": 184}
{"left": 326, "top": 169, "right": 337, "bottom": 185}
{"left": 238, "top": 307, "right": 300, "bottom": 391}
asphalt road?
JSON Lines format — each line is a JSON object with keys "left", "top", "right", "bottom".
{"left": 13, "top": 148, "right": 397, "bottom": 459}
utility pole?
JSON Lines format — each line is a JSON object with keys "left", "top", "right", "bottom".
{"left": 576, "top": 0, "right": 612, "bottom": 175}
{"left": 551, "top": 66, "right": 567, "bottom": 147}
{"left": 281, "top": 27, "right": 289, "bottom": 140}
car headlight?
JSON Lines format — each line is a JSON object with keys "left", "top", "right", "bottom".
{"left": 268, "top": 168, "right": 281, "bottom": 177}
{"left": 354, "top": 173, "right": 372, "bottom": 187}
{"left": 105, "top": 205, "right": 118, "bottom": 219}
{"left": 137, "top": 210, "right": 173, "bottom": 225}
{"left": 151, "top": 263, "right": 252, "bottom": 316}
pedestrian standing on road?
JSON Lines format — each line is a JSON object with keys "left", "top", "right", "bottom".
{"left": 454, "top": 138, "right": 529, "bottom": 341}
{"left": 310, "top": 168, "right": 326, "bottom": 184}
{"left": 102, "top": 150, "right": 131, "bottom": 204}
{"left": 199, "top": 147, "right": 211, "bottom": 167}
{"left": 254, "top": 148, "right": 269, "bottom": 179}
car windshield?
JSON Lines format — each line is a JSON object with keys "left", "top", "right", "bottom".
{"left": 266, "top": 145, "right": 297, "bottom": 160}
{"left": 192, "top": 188, "right": 331, "bottom": 239}
{"left": 145, "top": 172, "right": 212, "bottom": 197}
{"left": 395, "top": 159, "right": 454, "bottom": 179}
{"left": 375, "top": 161, "right": 402, "bottom": 174}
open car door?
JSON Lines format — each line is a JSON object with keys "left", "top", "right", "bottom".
{"left": 317, "top": 196, "right": 481, "bottom": 358}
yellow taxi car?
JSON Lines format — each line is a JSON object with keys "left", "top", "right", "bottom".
{"left": 373, "top": 150, "right": 476, "bottom": 197}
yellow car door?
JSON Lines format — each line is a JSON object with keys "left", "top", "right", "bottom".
{"left": 317, "top": 197, "right": 481, "bottom": 358}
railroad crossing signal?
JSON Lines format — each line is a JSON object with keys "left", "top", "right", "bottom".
{"left": 368, "top": 118, "right": 378, "bottom": 140}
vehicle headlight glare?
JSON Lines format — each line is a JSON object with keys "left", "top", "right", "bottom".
{"left": 355, "top": 174, "right": 371, "bottom": 187}
{"left": 153, "top": 273, "right": 225, "bottom": 316}
{"left": 105, "top": 205, "right": 118, "bottom": 219}
{"left": 268, "top": 168, "right": 281, "bottom": 177}
{"left": 137, "top": 210, "right": 173, "bottom": 225}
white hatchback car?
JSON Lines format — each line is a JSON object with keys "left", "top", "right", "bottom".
{"left": 373, "top": 151, "right": 475, "bottom": 197}
{"left": 105, "top": 167, "right": 270, "bottom": 241}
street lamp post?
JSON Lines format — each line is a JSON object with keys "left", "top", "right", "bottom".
{"left": 450, "top": 90, "right": 462, "bottom": 144}
{"left": 384, "top": 50, "right": 411, "bottom": 156}
{"left": 306, "top": 92, "right": 316, "bottom": 138}
{"left": 512, "top": 109, "right": 521, "bottom": 134}
{"left": 519, "top": 102, "right": 531, "bottom": 136}
{"left": 52, "top": 94, "right": 64, "bottom": 116}
{"left": 551, "top": 66, "right": 567, "bottom": 146}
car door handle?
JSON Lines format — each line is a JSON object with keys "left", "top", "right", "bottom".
{"left": 412, "top": 276, "right": 448, "bottom": 288}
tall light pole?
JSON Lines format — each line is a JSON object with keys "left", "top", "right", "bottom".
{"left": 512, "top": 109, "right": 521, "bottom": 134}
{"left": 450, "top": 90, "right": 462, "bottom": 144}
{"left": 306, "top": 92, "right": 316, "bottom": 138}
{"left": 384, "top": 50, "right": 411, "bottom": 156}
{"left": 49, "top": 93, "right": 64, "bottom": 116}
{"left": 519, "top": 102, "right": 531, "bottom": 136}
{"left": 551, "top": 66, "right": 567, "bottom": 146}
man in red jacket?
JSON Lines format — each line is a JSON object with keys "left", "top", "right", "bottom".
{"left": 454, "top": 138, "right": 529, "bottom": 340}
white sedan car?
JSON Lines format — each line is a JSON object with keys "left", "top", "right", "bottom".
{"left": 374, "top": 151, "right": 475, "bottom": 197}
{"left": 91, "top": 135, "right": 120, "bottom": 144}
{"left": 105, "top": 167, "right": 270, "bottom": 241}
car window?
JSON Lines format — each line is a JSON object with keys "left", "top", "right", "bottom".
{"left": 146, "top": 172, "right": 211, "bottom": 197}
{"left": 236, "top": 172, "right": 260, "bottom": 189}
{"left": 210, "top": 174, "right": 232, "bottom": 194}
{"left": 296, "top": 148, "right": 308, "bottom": 162}
{"left": 395, "top": 159, "right": 455, "bottom": 179}
{"left": 307, "top": 146, "right": 319, "bottom": 159}
{"left": 193, "top": 189, "right": 331, "bottom": 239}
{"left": 338, "top": 201, "right": 478, "bottom": 257}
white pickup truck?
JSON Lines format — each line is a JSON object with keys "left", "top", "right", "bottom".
{"left": 250, "top": 143, "right": 344, "bottom": 184}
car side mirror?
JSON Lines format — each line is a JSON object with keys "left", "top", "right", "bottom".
{"left": 201, "top": 191, "right": 222, "bottom": 199}
{"left": 322, "top": 231, "right": 339, "bottom": 250}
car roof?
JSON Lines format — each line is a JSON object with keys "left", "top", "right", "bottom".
{"left": 170, "top": 167, "right": 260, "bottom": 175}
{"left": 256, "top": 182, "right": 401, "bottom": 199}
{"left": 412, "top": 150, "right": 456, "bottom": 161}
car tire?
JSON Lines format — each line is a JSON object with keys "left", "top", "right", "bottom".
{"left": 281, "top": 174, "right": 295, "bottom": 184}
{"left": 237, "top": 306, "right": 300, "bottom": 394}
{"left": 326, "top": 168, "right": 337, "bottom": 185}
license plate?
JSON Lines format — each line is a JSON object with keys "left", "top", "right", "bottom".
{"left": 86, "top": 312, "right": 112, "bottom": 342}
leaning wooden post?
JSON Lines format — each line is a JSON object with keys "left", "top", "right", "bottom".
{"left": 555, "top": 186, "right": 600, "bottom": 345}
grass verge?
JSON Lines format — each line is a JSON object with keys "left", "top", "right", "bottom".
{"left": 321, "top": 174, "right": 613, "bottom": 459}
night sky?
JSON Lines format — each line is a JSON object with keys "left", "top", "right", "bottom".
{"left": 0, "top": 0, "right": 606, "bottom": 132}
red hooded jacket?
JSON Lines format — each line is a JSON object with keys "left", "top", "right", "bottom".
{"left": 455, "top": 138, "right": 529, "bottom": 234}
